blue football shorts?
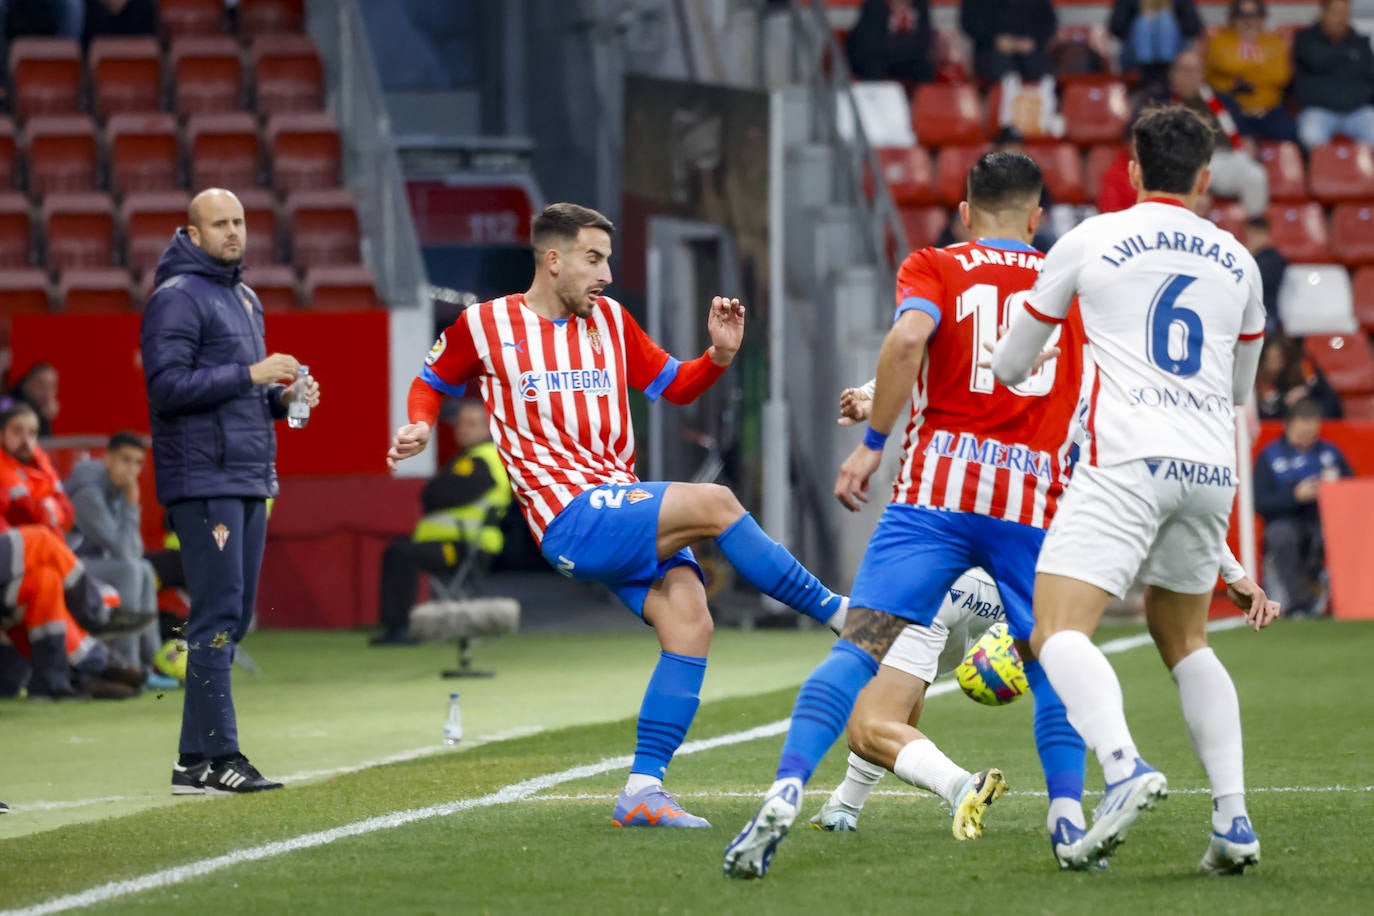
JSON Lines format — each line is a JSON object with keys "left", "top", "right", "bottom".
{"left": 848, "top": 504, "right": 1044, "bottom": 641}
{"left": 539, "top": 480, "right": 703, "bottom": 617}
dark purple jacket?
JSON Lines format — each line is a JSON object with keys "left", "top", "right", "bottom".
{"left": 140, "top": 229, "right": 287, "bottom": 505}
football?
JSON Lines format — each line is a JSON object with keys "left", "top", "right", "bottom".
{"left": 153, "top": 639, "right": 188, "bottom": 683}
{"left": 955, "top": 622, "right": 1028, "bottom": 706}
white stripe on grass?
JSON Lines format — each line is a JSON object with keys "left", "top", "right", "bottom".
{"left": 3, "top": 617, "right": 1247, "bottom": 916}
{"left": 530, "top": 785, "right": 1374, "bottom": 802}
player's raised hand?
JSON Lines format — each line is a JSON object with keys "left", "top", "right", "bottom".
{"left": 706, "top": 296, "right": 745, "bottom": 366}
{"left": 837, "top": 387, "right": 872, "bottom": 426}
{"left": 386, "top": 421, "right": 432, "bottom": 471}
{"left": 834, "top": 442, "right": 884, "bottom": 511}
{"left": 1226, "top": 576, "right": 1281, "bottom": 631}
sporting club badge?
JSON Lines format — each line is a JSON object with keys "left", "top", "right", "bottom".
{"left": 587, "top": 327, "right": 603, "bottom": 355}
{"left": 626, "top": 488, "right": 653, "bottom": 504}
{"left": 425, "top": 332, "right": 448, "bottom": 366}
{"left": 212, "top": 524, "right": 230, "bottom": 551}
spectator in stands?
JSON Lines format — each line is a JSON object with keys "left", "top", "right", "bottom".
{"left": 82, "top": 0, "right": 157, "bottom": 44}
{"left": 1254, "top": 397, "right": 1353, "bottom": 617}
{"left": 1097, "top": 120, "right": 1138, "bottom": 214}
{"left": 0, "top": 399, "right": 72, "bottom": 533}
{"left": 1293, "top": 0, "right": 1374, "bottom": 149}
{"left": 1159, "top": 49, "right": 1269, "bottom": 217}
{"left": 372, "top": 399, "right": 511, "bottom": 646}
{"left": 9, "top": 362, "right": 58, "bottom": 438}
{"left": 1204, "top": 0, "right": 1298, "bottom": 144}
{"left": 1254, "top": 337, "right": 1343, "bottom": 421}
{"left": 1109, "top": 0, "right": 1203, "bottom": 95}
{"left": 1244, "top": 215, "right": 1286, "bottom": 334}
{"left": 1, "top": 0, "right": 82, "bottom": 40}
{"left": 845, "top": 0, "right": 933, "bottom": 85}
{"left": 960, "top": 0, "right": 1057, "bottom": 132}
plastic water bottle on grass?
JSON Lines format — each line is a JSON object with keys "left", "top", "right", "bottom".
{"left": 287, "top": 365, "right": 311, "bottom": 429}
{"left": 444, "top": 693, "right": 463, "bottom": 745}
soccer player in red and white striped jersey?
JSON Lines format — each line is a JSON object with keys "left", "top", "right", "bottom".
{"left": 389, "top": 203, "right": 847, "bottom": 830}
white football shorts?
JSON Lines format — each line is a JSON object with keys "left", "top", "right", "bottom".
{"left": 1035, "top": 457, "right": 1236, "bottom": 598}
{"left": 881, "top": 567, "right": 1004, "bottom": 683}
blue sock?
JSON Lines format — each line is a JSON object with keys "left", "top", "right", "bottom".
{"left": 715, "top": 513, "right": 841, "bottom": 623}
{"left": 631, "top": 651, "right": 707, "bottom": 779}
{"left": 776, "top": 640, "right": 879, "bottom": 783}
{"left": 1025, "top": 658, "right": 1086, "bottom": 802}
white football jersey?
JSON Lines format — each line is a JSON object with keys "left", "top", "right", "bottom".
{"left": 1023, "top": 199, "right": 1265, "bottom": 470}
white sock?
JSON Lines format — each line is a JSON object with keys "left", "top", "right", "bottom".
{"left": 624, "top": 773, "right": 662, "bottom": 794}
{"left": 1038, "top": 630, "right": 1139, "bottom": 784}
{"left": 998, "top": 72, "right": 1021, "bottom": 125}
{"left": 826, "top": 596, "right": 849, "bottom": 635}
{"left": 1171, "top": 647, "right": 1247, "bottom": 832}
{"left": 1047, "top": 796, "right": 1086, "bottom": 833}
{"left": 834, "top": 751, "right": 884, "bottom": 810}
{"left": 893, "top": 738, "right": 970, "bottom": 809}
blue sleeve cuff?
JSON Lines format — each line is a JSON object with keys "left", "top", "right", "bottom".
{"left": 642, "top": 356, "right": 680, "bottom": 402}
{"left": 894, "top": 297, "right": 942, "bottom": 330}
{"left": 420, "top": 365, "right": 467, "bottom": 398}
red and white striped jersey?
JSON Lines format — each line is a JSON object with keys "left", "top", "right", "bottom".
{"left": 419, "top": 294, "right": 696, "bottom": 543}
{"left": 891, "top": 239, "right": 1086, "bottom": 529}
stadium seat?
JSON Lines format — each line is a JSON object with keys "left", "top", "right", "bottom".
{"left": 911, "top": 84, "right": 984, "bottom": 147}
{"left": 1023, "top": 141, "right": 1084, "bottom": 205}
{"left": 874, "top": 146, "right": 935, "bottom": 206}
{"left": 0, "top": 192, "right": 31, "bottom": 268}
{"left": 1257, "top": 141, "right": 1306, "bottom": 202}
{"left": 250, "top": 34, "right": 324, "bottom": 115}
{"left": 0, "top": 269, "right": 50, "bottom": 315}
{"left": 1060, "top": 82, "right": 1130, "bottom": 146}
{"left": 1352, "top": 266, "right": 1374, "bottom": 333}
{"left": 1265, "top": 203, "right": 1331, "bottom": 263}
{"left": 1303, "top": 333, "right": 1374, "bottom": 395}
{"left": 240, "top": 0, "right": 305, "bottom": 36}
{"left": 984, "top": 82, "right": 1053, "bottom": 139}
{"left": 1330, "top": 203, "right": 1374, "bottom": 267}
{"left": 1208, "top": 200, "right": 1247, "bottom": 239}
{"left": 235, "top": 187, "right": 281, "bottom": 262}
{"left": 0, "top": 116, "right": 18, "bottom": 191}
{"left": 835, "top": 81, "right": 916, "bottom": 149}
{"left": 1083, "top": 143, "right": 1120, "bottom": 203}
{"left": 122, "top": 191, "right": 190, "bottom": 276}
{"left": 159, "top": 0, "right": 223, "bottom": 37}
{"left": 1339, "top": 392, "right": 1374, "bottom": 421}
{"left": 88, "top": 37, "right": 162, "bottom": 118}
{"left": 170, "top": 36, "right": 244, "bottom": 116}
{"left": 267, "top": 111, "right": 342, "bottom": 193}
{"left": 287, "top": 189, "right": 361, "bottom": 268}
{"left": 186, "top": 112, "right": 262, "bottom": 190}
{"left": 1308, "top": 142, "right": 1374, "bottom": 204}
{"left": 1277, "top": 263, "right": 1355, "bottom": 336}
{"left": 934, "top": 142, "right": 991, "bottom": 206}
{"left": 106, "top": 113, "right": 182, "bottom": 196}
{"left": 9, "top": 38, "right": 81, "bottom": 119}
{"left": 22, "top": 115, "right": 98, "bottom": 196}
{"left": 302, "top": 264, "right": 381, "bottom": 310}
{"left": 244, "top": 264, "right": 299, "bottom": 311}
{"left": 57, "top": 268, "right": 135, "bottom": 313}
{"left": 898, "top": 205, "right": 947, "bottom": 252}
{"left": 42, "top": 193, "right": 116, "bottom": 272}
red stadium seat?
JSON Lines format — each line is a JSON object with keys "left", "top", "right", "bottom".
{"left": 240, "top": 0, "right": 305, "bottom": 37}
{"left": 1257, "top": 141, "right": 1306, "bottom": 202}
{"left": 874, "top": 147, "right": 935, "bottom": 206}
{"left": 186, "top": 112, "right": 262, "bottom": 189}
{"left": 1353, "top": 266, "right": 1374, "bottom": 333}
{"left": 42, "top": 193, "right": 116, "bottom": 272}
{"left": 1060, "top": 82, "right": 1130, "bottom": 146}
{"left": 1308, "top": 142, "right": 1374, "bottom": 205}
{"left": 250, "top": 34, "right": 324, "bottom": 115}
{"left": 0, "top": 117, "right": 18, "bottom": 192}
{"left": 267, "top": 111, "right": 341, "bottom": 192}
{"left": 0, "top": 192, "right": 31, "bottom": 268}
{"left": 88, "top": 37, "right": 162, "bottom": 118}
{"left": 934, "top": 142, "right": 990, "bottom": 206}
{"left": 286, "top": 189, "right": 361, "bottom": 268}
{"left": 302, "top": 264, "right": 381, "bottom": 310}
{"left": 22, "top": 115, "right": 98, "bottom": 196}
{"left": 9, "top": 38, "right": 81, "bottom": 119}
{"left": 159, "top": 0, "right": 223, "bottom": 37}
{"left": 898, "top": 205, "right": 947, "bottom": 252}
{"left": 1083, "top": 143, "right": 1120, "bottom": 204}
{"left": 235, "top": 187, "right": 281, "bottom": 262}
{"left": 106, "top": 113, "right": 182, "bottom": 196}
{"left": 0, "top": 269, "right": 50, "bottom": 315}
{"left": 912, "top": 84, "right": 984, "bottom": 147}
{"left": 122, "top": 191, "right": 190, "bottom": 276}
{"left": 170, "top": 36, "right": 243, "bottom": 116}
{"left": 1341, "top": 392, "right": 1374, "bottom": 421}
{"left": 244, "top": 264, "right": 299, "bottom": 311}
{"left": 1330, "top": 203, "right": 1374, "bottom": 267}
{"left": 1265, "top": 202, "right": 1331, "bottom": 262}
{"left": 1023, "top": 141, "right": 1084, "bottom": 205}
{"left": 1304, "top": 334, "right": 1374, "bottom": 395}
{"left": 1208, "top": 200, "right": 1248, "bottom": 239}
{"left": 58, "top": 268, "right": 135, "bottom": 313}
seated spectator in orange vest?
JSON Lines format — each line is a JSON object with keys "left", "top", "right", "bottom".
{"left": 846, "top": 0, "right": 934, "bottom": 85}
{"left": 0, "top": 399, "right": 72, "bottom": 532}
{"left": 1293, "top": 0, "right": 1374, "bottom": 149}
{"left": 8, "top": 362, "right": 59, "bottom": 438}
{"left": 1204, "top": 0, "right": 1298, "bottom": 143}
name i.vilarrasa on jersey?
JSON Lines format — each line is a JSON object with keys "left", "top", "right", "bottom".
{"left": 1098, "top": 231, "right": 1245, "bottom": 283}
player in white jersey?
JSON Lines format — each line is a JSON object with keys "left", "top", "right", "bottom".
{"left": 991, "top": 105, "right": 1273, "bottom": 874}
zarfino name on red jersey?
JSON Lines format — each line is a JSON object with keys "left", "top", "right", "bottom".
{"left": 417, "top": 294, "right": 723, "bottom": 544}
{"left": 891, "top": 239, "right": 1086, "bottom": 529}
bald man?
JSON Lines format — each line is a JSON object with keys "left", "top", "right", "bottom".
{"left": 140, "top": 188, "right": 321, "bottom": 795}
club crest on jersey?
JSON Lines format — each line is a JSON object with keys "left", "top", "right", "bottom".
{"left": 587, "top": 327, "right": 603, "bottom": 355}
{"left": 516, "top": 368, "right": 614, "bottom": 402}
{"left": 212, "top": 524, "right": 230, "bottom": 551}
{"left": 626, "top": 487, "right": 653, "bottom": 504}
{"left": 425, "top": 332, "right": 448, "bottom": 366}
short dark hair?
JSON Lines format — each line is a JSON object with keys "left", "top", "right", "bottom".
{"left": 1230, "top": 0, "right": 1265, "bottom": 20}
{"left": 530, "top": 203, "right": 614, "bottom": 253}
{"left": 107, "top": 430, "right": 144, "bottom": 452}
{"left": 1286, "top": 398, "right": 1323, "bottom": 421}
{"left": 0, "top": 399, "right": 36, "bottom": 428}
{"left": 965, "top": 151, "right": 1043, "bottom": 213}
{"left": 1132, "top": 105, "right": 1215, "bottom": 195}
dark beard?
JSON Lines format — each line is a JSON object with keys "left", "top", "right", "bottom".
{"left": 212, "top": 253, "right": 243, "bottom": 268}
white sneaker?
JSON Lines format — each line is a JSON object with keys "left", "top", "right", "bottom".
{"left": 723, "top": 780, "right": 802, "bottom": 879}
{"left": 809, "top": 793, "right": 860, "bottom": 832}
{"left": 1050, "top": 817, "right": 1107, "bottom": 871}
{"left": 1079, "top": 759, "right": 1168, "bottom": 864}
{"left": 950, "top": 768, "right": 1007, "bottom": 841}
{"left": 1198, "top": 816, "right": 1261, "bottom": 876}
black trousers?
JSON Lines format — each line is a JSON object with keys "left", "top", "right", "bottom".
{"left": 1263, "top": 515, "right": 1325, "bottom": 617}
{"left": 377, "top": 537, "right": 470, "bottom": 636}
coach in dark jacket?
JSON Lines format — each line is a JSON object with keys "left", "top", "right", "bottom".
{"left": 140, "top": 188, "right": 320, "bottom": 795}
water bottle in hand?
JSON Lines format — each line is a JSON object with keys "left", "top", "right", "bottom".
{"left": 287, "top": 365, "right": 311, "bottom": 429}
{"left": 444, "top": 693, "right": 463, "bottom": 746}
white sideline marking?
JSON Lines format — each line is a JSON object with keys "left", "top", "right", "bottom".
{"left": 4, "top": 617, "right": 1248, "bottom": 915}
{"left": 530, "top": 785, "right": 1374, "bottom": 802}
